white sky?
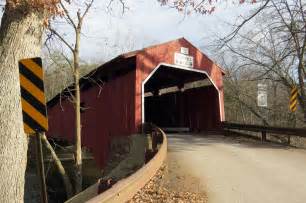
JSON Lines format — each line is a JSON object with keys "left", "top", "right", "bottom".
{"left": 0, "top": 1, "right": 260, "bottom": 64}
{"left": 67, "top": 0, "right": 259, "bottom": 63}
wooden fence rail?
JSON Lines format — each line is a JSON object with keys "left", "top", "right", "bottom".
{"left": 222, "top": 122, "right": 306, "bottom": 144}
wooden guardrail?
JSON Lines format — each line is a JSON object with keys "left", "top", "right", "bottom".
{"left": 222, "top": 122, "right": 306, "bottom": 144}
{"left": 87, "top": 125, "right": 167, "bottom": 203}
{"left": 65, "top": 124, "right": 167, "bottom": 203}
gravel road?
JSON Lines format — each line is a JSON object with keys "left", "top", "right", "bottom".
{"left": 167, "top": 133, "right": 306, "bottom": 203}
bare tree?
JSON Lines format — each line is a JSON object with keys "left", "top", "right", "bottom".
{"left": 218, "top": 0, "right": 306, "bottom": 126}
{"left": 47, "top": 0, "right": 95, "bottom": 193}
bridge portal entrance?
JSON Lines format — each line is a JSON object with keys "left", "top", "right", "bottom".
{"left": 142, "top": 64, "right": 221, "bottom": 132}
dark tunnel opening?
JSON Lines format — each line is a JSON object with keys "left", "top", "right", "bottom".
{"left": 143, "top": 65, "right": 221, "bottom": 132}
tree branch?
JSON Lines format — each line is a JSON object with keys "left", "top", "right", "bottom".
{"left": 60, "top": 1, "right": 77, "bottom": 30}
{"left": 49, "top": 27, "right": 74, "bottom": 52}
{"left": 220, "top": 0, "right": 271, "bottom": 47}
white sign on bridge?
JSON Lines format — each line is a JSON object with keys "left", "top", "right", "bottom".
{"left": 258, "top": 83, "right": 268, "bottom": 107}
{"left": 174, "top": 52, "right": 194, "bottom": 68}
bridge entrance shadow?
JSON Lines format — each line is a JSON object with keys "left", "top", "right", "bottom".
{"left": 143, "top": 64, "right": 221, "bottom": 132}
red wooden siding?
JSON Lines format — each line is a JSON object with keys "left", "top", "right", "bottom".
{"left": 182, "top": 86, "right": 220, "bottom": 130}
{"left": 47, "top": 70, "right": 136, "bottom": 167}
{"left": 144, "top": 86, "right": 220, "bottom": 130}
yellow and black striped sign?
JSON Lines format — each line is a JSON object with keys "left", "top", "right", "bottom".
{"left": 19, "top": 57, "right": 48, "bottom": 134}
{"left": 290, "top": 86, "right": 298, "bottom": 112}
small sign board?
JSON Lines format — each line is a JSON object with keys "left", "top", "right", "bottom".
{"left": 19, "top": 57, "right": 48, "bottom": 135}
{"left": 180, "top": 47, "right": 189, "bottom": 55}
{"left": 174, "top": 52, "right": 194, "bottom": 68}
{"left": 290, "top": 86, "right": 298, "bottom": 112}
{"left": 257, "top": 84, "right": 268, "bottom": 107}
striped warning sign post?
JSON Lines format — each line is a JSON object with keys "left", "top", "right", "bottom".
{"left": 19, "top": 57, "right": 48, "bottom": 203}
{"left": 19, "top": 57, "right": 48, "bottom": 134}
{"left": 290, "top": 86, "right": 298, "bottom": 112}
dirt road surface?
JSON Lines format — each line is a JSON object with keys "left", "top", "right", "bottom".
{"left": 167, "top": 133, "right": 306, "bottom": 203}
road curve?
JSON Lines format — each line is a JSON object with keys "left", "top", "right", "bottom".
{"left": 167, "top": 133, "right": 306, "bottom": 203}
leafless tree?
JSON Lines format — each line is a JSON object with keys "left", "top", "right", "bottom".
{"left": 46, "top": 0, "right": 95, "bottom": 193}
{"left": 218, "top": 0, "right": 306, "bottom": 126}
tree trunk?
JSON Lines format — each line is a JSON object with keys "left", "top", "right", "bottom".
{"left": 73, "top": 28, "right": 82, "bottom": 193}
{"left": 0, "top": 5, "right": 45, "bottom": 202}
{"left": 238, "top": 95, "right": 246, "bottom": 123}
{"left": 41, "top": 134, "right": 73, "bottom": 198}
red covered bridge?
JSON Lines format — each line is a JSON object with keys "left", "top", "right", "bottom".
{"left": 47, "top": 38, "right": 225, "bottom": 167}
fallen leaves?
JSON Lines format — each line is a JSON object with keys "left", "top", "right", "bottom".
{"left": 127, "top": 165, "right": 207, "bottom": 203}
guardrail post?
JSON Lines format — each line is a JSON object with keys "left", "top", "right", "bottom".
{"left": 224, "top": 129, "right": 229, "bottom": 136}
{"left": 287, "top": 135, "right": 291, "bottom": 145}
{"left": 152, "top": 131, "right": 157, "bottom": 151}
{"left": 261, "top": 131, "right": 266, "bottom": 142}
